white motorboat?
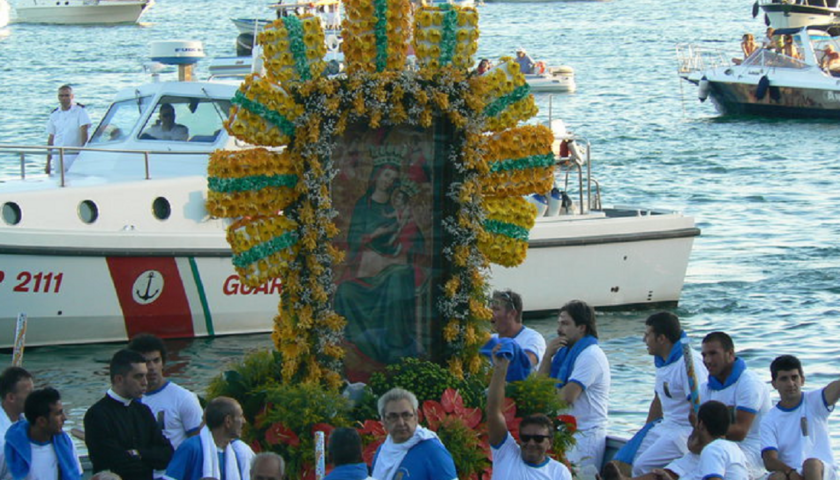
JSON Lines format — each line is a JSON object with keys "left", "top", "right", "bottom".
{"left": 0, "top": 41, "right": 697, "bottom": 348}
{"left": 230, "top": 0, "right": 343, "bottom": 57}
{"left": 14, "top": 0, "right": 152, "bottom": 25}
{"left": 0, "top": 0, "right": 10, "bottom": 28}
{"left": 754, "top": 0, "right": 840, "bottom": 29}
{"left": 525, "top": 64, "right": 576, "bottom": 93}
{"left": 677, "top": 25, "right": 840, "bottom": 118}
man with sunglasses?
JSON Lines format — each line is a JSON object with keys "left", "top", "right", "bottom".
{"left": 370, "top": 388, "right": 457, "bottom": 480}
{"left": 142, "top": 103, "right": 188, "bottom": 141}
{"left": 488, "top": 347, "right": 572, "bottom": 479}
{"left": 490, "top": 290, "right": 546, "bottom": 368}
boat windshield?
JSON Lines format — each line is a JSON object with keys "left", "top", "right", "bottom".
{"left": 742, "top": 48, "right": 808, "bottom": 68}
{"left": 89, "top": 95, "right": 154, "bottom": 145}
{"left": 137, "top": 95, "right": 232, "bottom": 143}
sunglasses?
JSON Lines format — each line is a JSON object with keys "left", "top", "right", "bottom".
{"left": 520, "top": 434, "right": 550, "bottom": 443}
{"left": 496, "top": 290, "right": 515, "bottom": 308}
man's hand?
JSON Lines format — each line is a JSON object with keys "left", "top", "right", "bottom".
{"left": 45, "top": 156, "right": 51, "bottom": 175}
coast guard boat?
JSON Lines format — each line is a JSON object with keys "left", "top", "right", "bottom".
{"left": 677, "top": 25, "right": 840, "bottom": 118}
{"left": 13, "top": 0, "right": 153, "bottom": 25}
{"left": 0, "top": 41, "right": 699, "bottom": 348}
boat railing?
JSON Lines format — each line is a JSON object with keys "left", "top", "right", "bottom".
{"left": 0, "top": 144, "right": 216, "bottom": 187}
{"left": 675, "top": 43, "right": 729, "bottom": 74}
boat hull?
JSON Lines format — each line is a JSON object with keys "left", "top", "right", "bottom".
{"left": 704, "top": 79, "right": 840, "bottom": 118}
{"left": 14, "top": 0, "right": 150, "bottom": 25}
{"left": 760, "top": 3, "right": 839, "bottom": 29}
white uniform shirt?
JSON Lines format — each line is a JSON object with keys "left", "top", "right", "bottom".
{"left": 657, "top": 349, "right": 708, "bottom": 428}
{"left": 699, "top": 368, "right": 771, "bottom": 474}
{"left": 46, "top": 104, "right": 91, "bottom": 170}
{"left": 142, "top": 381, "right": 203, "bottom": 450}
{"left": 0, "top": 409, "right": 20, "bottom": 451}
{"left": 144, "top": 123, "right": 188, "bottom": 141}
{"left": 0, "top": 436, "right": 83, "bottom": 480}
{"left": 666, "top": 452, "right": 701, "bottom": 480}
{"left": 566, "top": 344, "right": 610, "bottom": 431}
{"left": 698, "top": 438, "right": 749, "bottom": 480}
{"left": 492, "top": 325, "right": 546, "bottom": 366}
{"left": 760, "top": 389, "right": 835, "bottom": 472}
{"left": 491, "top": 433, "right": 572, "bottom": 480}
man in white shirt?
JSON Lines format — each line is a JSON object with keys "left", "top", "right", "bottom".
{"left": 141, "top": 103, "right": 188, "bottom": 141}
{"left": 607, "top": 311, "right": 708, "bottom": 477}
{"left": 0, "top": 368, "right": 33, "bottom": 450}
{"left": 699, "top": 332, "right": 770, "bottom": 479}
{"left": 760, "top": 355, "right": 839, "bottom": 480}
{"left": 538, "top": 299, "right": 610, "bottom": 472}
{"left": 1, "top": 387, "right": 83, "bottom": 480}
{"left": 45, "top": 85, "right": 91, "bottom": 174}
{"left": 127, "top": 334, "right": 203, "bottom": 451}
{"left": 490, "top": 289, "right": 546, "bottom": 367}
{"left": 488, "top": 350, "right": 572, "bottom": 480}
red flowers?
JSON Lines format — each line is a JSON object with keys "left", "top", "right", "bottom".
{"left": 265, "top": 422, "right": 300, "bottom": 447}
{"left": 557, "top": 414, "right": 577, "bottom": 434}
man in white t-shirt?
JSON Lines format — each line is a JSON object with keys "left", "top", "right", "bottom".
{"left": 760, "top": 355, "right": 839, "bottom": 480}
{"left": 0, "top": 368, "right": 33, "bottom": 451}
{"left": 538, "top": 300, "right": 610, "bottom": 472}
{"left": 45, "top": 85, "right": 91, "bottom": 174}
{"left": 490, "top": 289, "right": 546, "bottom": 367}
{"left": 607, "top": 312, "right": 708, "bottom": 477}
{"left": 698, "top": 332, "right": 770, "bottom": 479}
{"left": 1, "top": 387, "right": 83, "bottom": 480}
{"left": 488, "top": 350, "right": 572, "bottom": 480}
{"left": 141, "top": 103, "right": 188, "bottom": 141}
{"left": 128, "top": 334, "right": 203, "bottom": 454}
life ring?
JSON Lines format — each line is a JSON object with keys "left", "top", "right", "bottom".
{"left": 535, "top": 61, "right": 546, "bottom": 75}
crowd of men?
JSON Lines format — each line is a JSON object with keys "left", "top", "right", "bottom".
{"left": 0, "top": 294, "right": 837, "bottom": 480}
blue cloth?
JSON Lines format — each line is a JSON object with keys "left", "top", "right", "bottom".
{"left": 324, "top": 463, "right": 370, "bottom": 480}
{"left": 372, "top": 438, "right": 457, "bottom": 480}
{"left": 480, "top": 337, "right": 532, "bottom": 382}
{"left": 4, "top": 420, "right": 80, "bottom": 480}
{"left": 654, "top": 331, "right": 688, "bottom": 368}
{"left": 612, "top": 420, "right": 661, "bottom": 464}
{"left": 707, "top": 357, "right": 747, "bottom": 391}
{"left": 164, "top": 436, "right": 249, "bottom": 480}
{"left": 549, "top": 335, "right": 598, "bottom": 387}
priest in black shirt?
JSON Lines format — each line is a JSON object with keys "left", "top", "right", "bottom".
{"left": 84, "top": 349, "right": 173, "bottom": 480}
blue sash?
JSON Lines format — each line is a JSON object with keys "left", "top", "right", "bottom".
{"left": 4, "top": 421, "right": 80, "bottom": 480}
{"left": 612, "top": 420, "right": 661, "bottom": 464}
{"left": 480, "top": 337, "right": 532, "bottom": 382}
{"left": 549, "top": 335, "right": 598, "bottom": 387}
{"left": 708, "top": 357, "right": 746, "bottom": 391}
{"left": 655, "top": 331, "right": 687, "bottom": 368}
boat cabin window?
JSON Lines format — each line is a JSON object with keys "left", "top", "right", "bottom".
{"left": 138, "top": 96, "right": 232, "bottom": 143}
{"left": 89, "top": 96, "right": 154, "bottom": 145}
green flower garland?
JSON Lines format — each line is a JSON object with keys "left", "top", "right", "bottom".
{"left": 483, "top": 219, "right": 530, "bottom": 241}
{"left": 484, "top": 84, "right": 530, "bottom": 118}
{"left": 373, "top": 0, "right": 389, "bottom": 72}
{"left": 232, "top": 91, "right": 297, "bottom": 138}
{"left": 232, "top": 230, "right": 300, "bottom": 268}
{"left": 208, "top": 174, "right": 298, "bottom": 193}
{"left": 488, "top": 154, "right": 555, "bottom": 173}
{"left": 283, "top": 15, "right": 311, "bottom": 81}
{"left": 439, "top": 5, "right": 459, "bottom": 66}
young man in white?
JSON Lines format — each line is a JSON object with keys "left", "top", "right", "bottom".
{"left": 1, "top": 387, "right": 83, "bottom": 480}
{"left": 538, "top": 300, "right": 610, "bottom": 472}
{"left": 490, "top": 290, "right": 546, "bottom": 367}
{"left": 760, "top": 355, "right": 839, "bottom": 480}
{"left": 127, "top": 334, "right": 203, "bottom": 451}
{"left": 0, "top": 368, "right": 33, "bottom": 451}
{"left": 607, "top": 311, "right": 708, "bottom": 477}
{"left": 488, "top": 348, "right": 572, "bottom": 480}
{"left": 698, "top": 332, "right": 770, "bottom": 479}
{"left": 45, "top": 85, "right": 91, "bottom": 174}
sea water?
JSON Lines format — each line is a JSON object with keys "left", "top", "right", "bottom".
{"left": 1, "top": 0, "right": 840, "bottom": 456}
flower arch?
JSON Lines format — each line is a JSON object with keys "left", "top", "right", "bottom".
{"left": 206, "top": 0, "right": 555, "bottom": 388}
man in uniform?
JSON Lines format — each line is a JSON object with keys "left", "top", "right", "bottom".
{"left": 45, "top": 85, "right": 91, "bottom": 174}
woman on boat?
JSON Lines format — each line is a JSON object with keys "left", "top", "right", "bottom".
{"left": 821, "top": 44, "right": 840, "bottom": 76}
{"left": 782, "top": 35, "right": 802, "bottom": 60}
{"left": 733, "top": 33, "right": 757, "bottom": 65}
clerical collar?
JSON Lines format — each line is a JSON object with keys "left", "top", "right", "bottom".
{"left": 107, "top": 389, "right": 134, "bottom": 406}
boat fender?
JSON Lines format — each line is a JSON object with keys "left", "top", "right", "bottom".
{"left": 698, "top": 77, "right": 710, "bottom": 102}
{"left": 535, "top": 61, "right": 546, "bottom": 75}
{"left": 764, "top": 14, "right": 770, "bottom": 26}
{"left": 236, "top": 33, "right": 255, "bottom": 57}
{"left": 326, "top": 34, "right": 341, "bottom": 52}
{"left": 752, "top": 1, "right": 759, "bottom": 18}
{"left": 547, "top": 188, "right": 562, "bottom": 216}
{"left": 755, "top": 75, "right": 770, "bottom": 100}
{"left": 769, "top": 85, "right": 781, "bottom": 102}
{"left": 527, "top": 193, "right": 549, "bottom": 217}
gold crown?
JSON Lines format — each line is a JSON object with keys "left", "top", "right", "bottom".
{"left": 370, "top": 145, "right": 408, "bottom": 167}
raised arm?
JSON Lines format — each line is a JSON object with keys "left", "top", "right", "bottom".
{"left": 487, "top": 353, "right": 510, "bottom": 447}
{"left": 823, "top": 379, "right": 840, "bottom": 407}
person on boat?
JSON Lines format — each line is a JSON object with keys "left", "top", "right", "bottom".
{"left": 0, "top": 387, "right": 83, "bottom": 480}
{"left": 760, "top": 355, "right": 840, "bottom": 480}
{"left": 604, "top": 401, "right": 748, "bottom": 480}
{"left": 782, "top": 35, "right": 802, "bottom": 60}
{"left": 537, "top": 300, "right": 610, "bottom": 473}
{"left": 84, "top": 349, "right": 173, "bottom": 480}
{"left": 250, "top": 453, "right": 285, "bottom": 480}
{"left": 476, "top": 58, "right": 492, "bottom": 75}
{"left": 127, "top": 334, "right": 203, "bottom": 450}
{"left": 141, "top": 103, "right": 188, "bottom": 141}
{"left": 762, "top": 27, "right": 783, "bottom": 51}
{"left": 489, "top": 289, "right": 547, "bottom": 368}
{"left": 487, "top": 348, "right": 572, "bottom": 480}
{"left": 45, "top": 84, "right": 91, "bottom": 174}
{"left": 820, "top": 45, "right": 840, "bottom": 76}
{"left": 606, "top": 312, "right": 709, "bottom": 477}
{"left": 324, "top": 427, "right": 373, "bottom": 480}
{"left": 698, "top": 332, "right": 770, "bottom": 480}
{"left": 0, "top": 367, "right": 33, "bottom": 449}
{"left": 370, "top": 388, "right": 457, "bottom": 480}
{"left": 515, "top": 47, "right": 535, "bottom": 75}
{"left": 734, "top": 33, "right": 757, "bottom": 65}
{"left": 163, "top": 397, "right": 255, "bottom": 480}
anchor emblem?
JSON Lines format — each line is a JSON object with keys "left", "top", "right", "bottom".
{"left": 131, "top": 270, "right": 165, "bottom": 305}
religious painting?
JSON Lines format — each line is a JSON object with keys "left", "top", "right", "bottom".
{"left": 331, "top": 123, "right": 450, "bottom": 381}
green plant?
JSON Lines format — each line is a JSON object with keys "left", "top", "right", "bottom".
{"left": 505, "top": 374, "right": 567, "bottom": 418}
{"left": 206, "top": 349, "right": 284, "bottom": 424}
{"left": 368, "top": 357, "right": 487, "bottom": 408}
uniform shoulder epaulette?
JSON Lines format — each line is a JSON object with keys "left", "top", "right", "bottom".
{"left": 51, "top": 107, "right": 58, "bottom": 113}
{"left": 77, "top": 103, "right": 86, "bottom": 108}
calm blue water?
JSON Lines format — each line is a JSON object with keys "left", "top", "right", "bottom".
{"left": 2, "top": 0, "right": 840, "bottom": 457}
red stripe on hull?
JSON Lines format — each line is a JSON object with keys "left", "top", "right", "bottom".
{"left": 106, "top": 257, "right": 195, "bottom": 339}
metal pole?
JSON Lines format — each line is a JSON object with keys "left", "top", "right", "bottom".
{"left": 144, "top": 152, "right": 150, "bottom": 180}
{"left": 59, "top": 149, "right": 66, "bottom": 187}
{"left": 19, "top": 153, "right": 25, "bottom": 179}
{"left": 12, "top": 313, "right": 27, "bottom": 367}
